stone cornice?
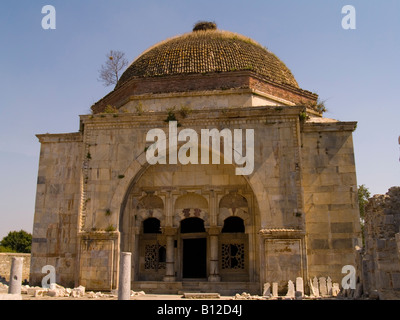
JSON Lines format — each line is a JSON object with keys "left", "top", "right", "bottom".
{"left": 78, "top": 231, "right": 119, "bottom": 240}
{"left": 302, "top": 121, "right": 357, "bottom": 132}
{"left": 36, "top": 132, "right": 83, "bottom": 143}
{"left": 81, "top": 105, "right": 304, "bottom": 131}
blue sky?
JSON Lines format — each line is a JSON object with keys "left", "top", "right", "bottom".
{"left": 0, "top": 0, "right": 399, "bottom": 239}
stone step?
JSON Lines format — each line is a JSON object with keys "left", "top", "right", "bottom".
{"left": 182, "top": 292, "right": 221, "bottom": 299}
{"left": 182, "top": 282, "right": 200, "bottom": 287}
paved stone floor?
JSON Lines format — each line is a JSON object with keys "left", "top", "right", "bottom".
{"left": 22, "top": 293, "right": 196, "bottom": 300}
{"left": 0, "top": 286, "right": 236, "bottom": 300}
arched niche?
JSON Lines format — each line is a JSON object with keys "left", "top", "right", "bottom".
{"left": 143, "top": 217, "right": 162, "bottom": 234}
{"left": 174, "top": 193, "right": 209, "bottom": 227}
{"left": 180, "top": 217, "right": 206, "bottom": 233}
{"left": 218, "top": 193, "right": 249, "bottom": 228}
{"left": 136, "top": 194, "right": 165, "bottom": 228}
{"left": 222, "top": 216, "right": 245, "bottom": 233}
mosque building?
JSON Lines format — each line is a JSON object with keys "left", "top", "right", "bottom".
{"left": 30, "top": 22, "right": 361, "bottom": 295}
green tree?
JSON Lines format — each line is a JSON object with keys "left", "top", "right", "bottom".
{"left": 358, "top": 184, "right": 371, "bottom": 224}
{"left": 358, "top": 184, "right": 371, "bottom": 246}
{"left": 0, "top": 230, "right": 32, "bottom": 253}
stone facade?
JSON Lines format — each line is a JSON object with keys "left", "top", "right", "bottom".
{"left": 30, "top": 24, "right": 361, "bottom": 295}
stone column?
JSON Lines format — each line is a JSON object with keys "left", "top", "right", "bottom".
{"left": 8, "top": 257, "right": 23, "bottom": 294}
{"left": 163, "top": 227, "right": 177, "bottom": 282}
{"left": 118, "top": 252, "right": 131, "bottom": 300}
{"left": 208, "top": 227, "right": 221, "bottom": 282}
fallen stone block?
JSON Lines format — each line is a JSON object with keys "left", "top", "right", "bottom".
{"left": 86, "top": 291, "right": 104, "bottom": 299}
{"left": 71, "top": 285, "right": 85, "bottom": 298}
{"left": 27, "top": 287, "right": 41, "bottom": 296}
{"left": 34, "top": 289, "right": 48, "bottom": 297}
{"left": 234, "top": 292, "right": 250, "bottom": 300}
{"left": 21, "top": 285, "right": 29, "bottom": 295}
{"left": 131, "top": 290, "right": 145, "bottom": 296}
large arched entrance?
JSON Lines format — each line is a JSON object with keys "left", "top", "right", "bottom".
{"left": 119, "top": 162, "right": 260, "bottom": 293}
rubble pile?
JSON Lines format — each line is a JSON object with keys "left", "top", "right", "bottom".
{"left": 1, "top": 282, "right": 146, "bottom": 299}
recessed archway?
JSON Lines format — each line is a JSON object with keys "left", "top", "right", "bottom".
{"left": 222, "top": 216, "right": 245, "bottom": 233}
{"left": 116, "top": 160, "right": 262, "bottom": 286}
{"left": 180, "top": 217, "right": 206, "bottom": 233}
{"left": 143, "top": 218, "right": 162, "bottom": 234}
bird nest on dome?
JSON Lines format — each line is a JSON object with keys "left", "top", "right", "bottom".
{"left": 192, "top": 21, "right": 217, "bottom": 32}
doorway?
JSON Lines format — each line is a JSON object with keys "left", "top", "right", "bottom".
{"left": 182, "top": 238, "right": 207, "bottom": 278}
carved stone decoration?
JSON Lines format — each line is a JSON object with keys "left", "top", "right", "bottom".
{"left": 174, "top": 193, "right": 209, "bottom": 227}
{"left": 144, "top": 244, "right": 166, "bottom": 270}
{"left": 136, "top": 194, "right": 165, "bottom": 228}
{"left": 221, "top": 243, "right": 245, "bottom": 270}
{"left": 218, "top": 193, "right": 249, "bottom": 226}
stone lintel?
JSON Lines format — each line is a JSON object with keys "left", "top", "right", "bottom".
{"left": 162, "top": 227, "right": 178, "bottom": 236}
{"left": 206, "top": 226, "right": 222, "bottom": 235}
{"left": 259, "top": 228, "right": 305, "bottom": 238}
{"left": 80, "top": 105, "right": 304, "bottom": 128}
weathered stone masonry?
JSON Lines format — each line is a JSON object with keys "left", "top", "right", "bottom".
{"left": 362, "top": 187, "right": 400, "bottom": 299}
{"left": 30, "top": 23, "right": 361, "bottom": 295}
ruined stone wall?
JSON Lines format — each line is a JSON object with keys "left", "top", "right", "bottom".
{"left": 0, "top": 253, "right": 30, "bottom": 283}
{"left": 363, "top": 187, "right": 400, "bottom": 299}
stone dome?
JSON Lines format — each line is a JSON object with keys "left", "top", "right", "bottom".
{"left": 116, "top": 23, "right": 299, "bottom": 89}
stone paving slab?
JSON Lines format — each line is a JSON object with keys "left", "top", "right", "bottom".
{"left": 0, "top": 294, "right": 22, "bottom": 300}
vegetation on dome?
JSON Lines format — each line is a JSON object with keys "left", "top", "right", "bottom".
{"left": 193, "top": 21, "right": 217, "bottom": 32}
{"left": 116, "top": 25, "right": 300, "bottom": 89}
